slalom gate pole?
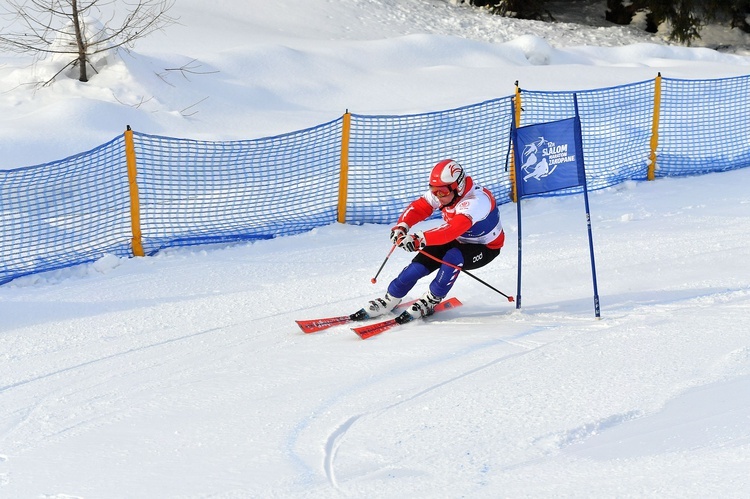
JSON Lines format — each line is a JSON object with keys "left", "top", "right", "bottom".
{"left": 573, "top": 94, "right": 601, "bottom": 318}
{"left": 417, "top": 250, "right": 514, "bottom": 302}
{"left": 371, "top": 245, "right": 396, "bottom": 284}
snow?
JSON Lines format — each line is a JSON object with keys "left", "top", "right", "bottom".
{"left": 1, "top": 0, "right": 749, "bottom": 497}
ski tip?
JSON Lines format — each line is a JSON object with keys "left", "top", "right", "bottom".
{"left": 354, "top": 326, "right": 380, "bottom": 340}
{"left": 295, "top": 315, "right": 352, "bottom": 333}
{"left": 353, "top": 320, "right": 396, "bottom": 339}
{"left": 295, "top": 320, "right": 319, "bottom": 334}
{"left": 354, "top": 327, "right": 376, "bottom": 340}
{"left": 354, "top": 329, "right": 370, "bottom": 340}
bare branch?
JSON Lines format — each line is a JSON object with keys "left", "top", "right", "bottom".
{"left": 154, "top": 69, "right": 175, "bottom": 87}
{"left": 112, "top": 92, "right": 153, "bottom": 109}
{"left": 162, "top": 59, "right": 219, "bottom": 81}
{"left": 180, "top": 96, "right": 209, "bottom": 117}
{"left": 41, "top": 57, "right": 77, "bottom": 86}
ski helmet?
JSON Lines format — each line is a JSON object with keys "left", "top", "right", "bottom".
{"left": 429, "top": 159, "right": 466, "bottom": 199}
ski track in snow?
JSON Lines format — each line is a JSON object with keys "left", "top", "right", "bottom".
{"left": 295, "top": 277, "right": 750, "bottom": 492}
{"left": 0, "top": 321, "right": 244, "bottom": 461}
{"left": 0, "top": 324, "right": 234, "bottom": 395}
{"left": 289, "top": 321, "right": 575, "bottom": 490}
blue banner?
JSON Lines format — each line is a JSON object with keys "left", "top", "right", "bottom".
{"left": 513, "top": 117, "right": 585, "bottom": 198}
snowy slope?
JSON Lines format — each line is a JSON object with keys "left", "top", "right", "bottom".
{"left": 1, "top": 1, "right": 750, "bottom": 497}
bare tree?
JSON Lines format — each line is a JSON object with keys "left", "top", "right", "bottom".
{"left": 0, "top": 0, "right": 176, "bottom": 83}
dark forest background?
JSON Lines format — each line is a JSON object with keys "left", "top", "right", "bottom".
{"left": 460, "top": 0, "right": 750, "bottom": 44}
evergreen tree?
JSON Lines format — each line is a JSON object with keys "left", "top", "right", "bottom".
{"left": 463, "top": 0, "right": 553, "bottom": 21}
{"left": 607, "top": 0, "right": 750, "bottom": 44}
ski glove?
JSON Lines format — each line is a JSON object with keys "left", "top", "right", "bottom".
{"left": 398, "top": 231, "right": 425, "bottom": 252}
{"left": 389, "top": 222, "right": 410, "bottom": 245}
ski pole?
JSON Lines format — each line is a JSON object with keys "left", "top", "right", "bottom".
{"left": 371, "top": 244, "right": 396, "bottom": 284}
{"left": 417, "top": 250, "right": 514, "bottom": 302}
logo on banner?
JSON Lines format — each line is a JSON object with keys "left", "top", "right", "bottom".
{"left": 514, "top": 116, "right": 585, "bottom": 197}
{"left": 520, "top": 136, "right": 576, "bottom": 184}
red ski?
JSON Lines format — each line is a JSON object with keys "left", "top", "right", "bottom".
{"left": 296, "top": 315, "right": 358, "bottom": 333}
{"left": 296, "top": 299, "right": 419, "bottom": 334}
{"left": 352, "top": 297, "right": 463, "bottom": 340}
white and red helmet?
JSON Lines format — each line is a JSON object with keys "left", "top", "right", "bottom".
{"left": 429, "top": 159, "right": 466, "bottom": 197}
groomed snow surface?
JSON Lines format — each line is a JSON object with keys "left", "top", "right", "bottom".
{"left": 1, "top": 0, "right": 749, "bottom": 497}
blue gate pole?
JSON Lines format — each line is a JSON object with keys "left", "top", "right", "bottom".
{"left": 511, "top": 99, "right": 523, "bottom": 309}
{"left": 574, "top": 94, "right": 601, "bottom": 318}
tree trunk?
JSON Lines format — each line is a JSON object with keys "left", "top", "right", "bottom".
{"left": 70, "top": 0, "right": 88, "bottom": 82}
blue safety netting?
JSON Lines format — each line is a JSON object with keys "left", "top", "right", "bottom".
{"left": 2, "top": 74, "right": 750, "bottom": 285}
{"left": 132, "top": 119, "right": 341, "bottom": 255}
{"left": 345, "top": 97, "right": 513, "bottom": 224}
{"left": 0, "top": 136, "right": 132, "bottom": 284}
{"left": 657, "top": 76, "right": 750, "bottom": 177}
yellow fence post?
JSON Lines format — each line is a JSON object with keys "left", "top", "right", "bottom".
{"left": 124, "top": 125, "right": 145, "bottom": 257}
{"left": 337, "top": 110, "right": 352, "bottom": 223}
{"left": 510, "top": 82, "right": 522, "bottom": 203}
{"left": 648, "top": 73, "right": 662, "bottom": 181}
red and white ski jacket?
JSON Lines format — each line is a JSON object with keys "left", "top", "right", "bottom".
{"left": 397, "top": 177, "right": 505, "bottom": 250}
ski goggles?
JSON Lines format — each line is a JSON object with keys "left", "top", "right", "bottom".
{"left": 430, "top": 185, "right": 453, "bottom": 198}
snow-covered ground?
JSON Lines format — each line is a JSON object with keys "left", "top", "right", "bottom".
{"left": 1, "top": 1, "right": 749, "bottom": 497}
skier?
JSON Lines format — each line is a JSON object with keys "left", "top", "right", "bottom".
{"left": 367, "top": 159, "right": 505, "bottom": 319}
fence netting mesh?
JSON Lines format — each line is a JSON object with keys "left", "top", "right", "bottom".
{"left": 346, "top": 98, "right": 513, "bottom": 224}
{"left": 133, "top": 120, "right": 341, "bottom": 255}
{"left": 0, "top": 136, "right": 132, "bottom": 284}
{"left": 658, "top": 76, "right": 750, "bottom": 177}
{"left": 2, "top": 75, "right": 750, "bottom": 284}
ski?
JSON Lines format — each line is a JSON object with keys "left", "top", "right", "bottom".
{"left": 352, "top": 297, "right": 463, "bottom": 340}
{"left": 296, "top": 299, "right": 419, "bottom": 334}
